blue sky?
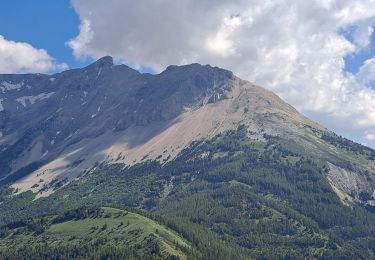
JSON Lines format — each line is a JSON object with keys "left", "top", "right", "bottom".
{"left": 0, "top": 0, "right": 372, "bottom": 75}
{"left": 0, "top": 0, "right": 373, "bottom": 76}
{"left": 1, "top": 0, "right": 375, "bottom": 147}
{"left": 0, "top": 0, "right": 91, "bottom": 69}
{"left": 0, "top": 0, "right": 157, "bottom": 73}
{"left": 344, "top": 30, "right": 375, "bottom": 74}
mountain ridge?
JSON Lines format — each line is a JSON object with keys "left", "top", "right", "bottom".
{"left": 0, "top": 57, "right": 374, "bottom": 206}
{"left": 2, "top": 57, "right": 375, "bottom": 258}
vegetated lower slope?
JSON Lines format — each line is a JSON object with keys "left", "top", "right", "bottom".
{"left": 0, "top": 206, "right": 190, "bottom": 259}
{"left": 1, "top": 126, "right": 375, "bottom": 259}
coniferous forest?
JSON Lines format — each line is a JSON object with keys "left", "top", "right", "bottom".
{"left": 0, "top": 126, "right": 375, "bottom": 259}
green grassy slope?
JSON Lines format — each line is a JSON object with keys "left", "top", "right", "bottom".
{"left": 0, "top": 207, "right": 190, "bottom": 259}
{"left": 1, "top": 126, "right": 375, "bottom": 259}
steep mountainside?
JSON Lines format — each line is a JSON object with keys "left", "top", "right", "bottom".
{"left": 0, "top": 57, "right": 374, "bottom": 203}
{"left": 1, "top": 57, "right": 375, "bottom": 258}
{"left": 1, "top": 126, "right": 375, "bottom": 259}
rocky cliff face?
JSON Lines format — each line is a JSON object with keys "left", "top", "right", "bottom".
{"left": 1, "top": 57, "right": 374, "bottom": 204}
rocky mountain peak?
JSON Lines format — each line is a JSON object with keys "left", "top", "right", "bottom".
{"left": 162, "top": 63, "right": 234, "bottom": 85}
{"left": 77, "top": 56, "right": 115, "bottom": 77}
{"left": 90, "top": 56, "right": 114, "bottom": 67}
{"left": 0, "top": 59, "right": 344, "bottom": 200}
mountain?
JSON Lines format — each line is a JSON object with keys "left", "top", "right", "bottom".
{"left": 1, "top": 57, "right": 375, "bottom": 258}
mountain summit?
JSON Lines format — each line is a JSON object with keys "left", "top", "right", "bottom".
{"left": 1, "top": 57, "right": 375, "bottom": 258}
{"left": 0, "top": 57, "right": 374, "bottom": 203}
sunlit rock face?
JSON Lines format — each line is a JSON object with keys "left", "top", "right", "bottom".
{"left": 1, "top": 57, "right": 374, "bottom": 204}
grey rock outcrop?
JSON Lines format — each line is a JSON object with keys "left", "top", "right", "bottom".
{"left": 1, "top": 57, "right": 374, "bottom": 202}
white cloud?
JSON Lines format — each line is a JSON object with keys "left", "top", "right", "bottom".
{"left": 365, "top": 132, "right": 375, "bottom": 141}
{"left": 0, "top": 35, "right": 67, "bottom": 74}
{"left": 69, "top": 0, "right": 375, "bottom": 147}
{"left": 67, "top": 19, "right": 93, "bottom": 59}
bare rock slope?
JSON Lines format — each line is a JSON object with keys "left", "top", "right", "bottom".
{"left": 0, "top": 57, "right": 374, "bottom": 203}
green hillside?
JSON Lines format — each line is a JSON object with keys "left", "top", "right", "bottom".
{"left": 0, "top": 206, "right": 190, "bottom": 259}
{"left": 1, "top": 126, "right": 375, "bottom": 259}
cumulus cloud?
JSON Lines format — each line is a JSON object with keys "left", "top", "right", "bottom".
{"left": 68, "top": 0, "right": 375, "bottom": 146}
{"left": 0, "top": 35, "right": 67, "bottom": 74}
